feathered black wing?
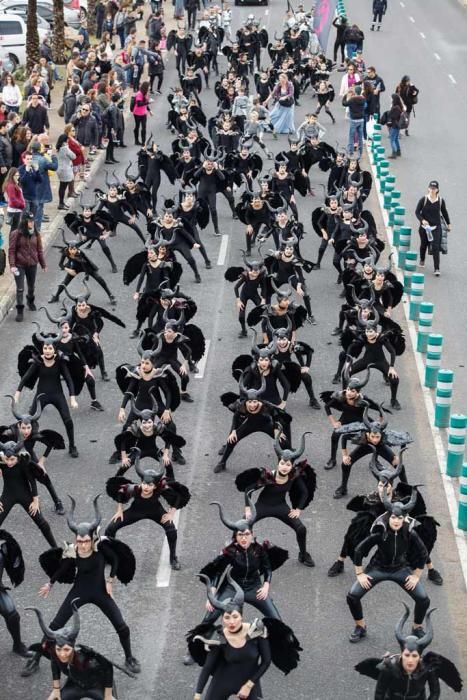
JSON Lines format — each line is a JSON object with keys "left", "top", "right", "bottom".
{"left": 293, "top": 171, "right": 309, "bottom": 197}
{"left": 335, "top": 421, "right": 366, "bottom": 436}
{"left": 198, "top": 555, "right": 227, "bottom": 582}
{"left": 183, "top": 324, "right": 206, "bottom": 363}
{"left": 220, "top": 391, "right": 240, "bottom": 407}
{"left": 262, "top": 618, "right": 302, "bottom": 674}
{"left": 123, "top": 251, "right": 146, "bottom": 286}
{"left": 115, "top": 364, "right": 134, "bottom": 394}
{"left": 38, "top": 429, "right": 66, "bottom": 450}
{"left": 247, "top": 304, "right": 266, "bottom": 327}
{"left": 39, "top": 548, "right": 76, "bottom": 583}
{"left": 0, "top": 530, "right": 24, "bottom": 587}
{"left": 354, "top": 657, "right": 383, "bottom": 680}
{"left": 281, "top": 362, "right": 302, "bottom": 393}
{"left": 106, "top": 476, "right": 134, "bottom": 502}
{"left": 160, "top": 481, "right": 191, "bottom": 509}
{"left": 224, "top": 266, "right": 245, "bottom": 283}
{"left": 345, "top": 512, "right": 376, "bottom": 562}
{"left": 99, "top": 537, "right": 136, "bottom": 585}
{"left": 386, "top": 273, "right": 404, "bottom": 307}
{"left": 346, "top": 495, "right": 368, "bottom": 513}
{"left": 414, "top": 515, "right": 439, "bottom": 555}
{"left": 293, "top": 305, "right": 307, "bottom": 329}
{"left": 384, "top": 429, "right": 413, "bottom": 446}
{"left": 262, "top": 542, "right": 288, "bottom": 571}
{"left": 186, "top": 623, "right": 217, "bottom": 666}
{"left": 17, "top": 345, "right": 39, "bottom": 387}
{"left": 64, "top": 354, "right": 85, "bottom": 397}
{"left": 423, "top": 652, "right": 463, "bottom": 693}
{"left": 232, "top": 354, "right": 253, "bottom": 381}
{"left": 235, "top": 467, "right": 264, "bottom": 493}
{"left": 290, "top": 462, "right": 317, "bottom": 509}
{"left": 311, "top": 207, "right": 324, "bottom": 236}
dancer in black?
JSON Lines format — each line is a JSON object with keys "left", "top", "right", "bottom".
{"left": 64, "top": 202, "right": 118, "bottom": 273}
{"left": 144, "top": 142, "right": 177, "bottom": 210}
{"left": 235, "top": 433, "right": 316, "bottom": 567}
{"left": 269, "top": 323, "right": 321, "bottom": 409}
{"left": 188, "top": 569, "right": 301, "bottom": 700}
{"left": 94, "top": 174, "right": 145, "bottom": 244}
{"left": 150, "top": 207, "right": 202, "bottom": 283}
{"left": 215, "top": 378, "right": 291, "bottom": 473}
{"left": 106, "top": 448, "right": 190, "bottom": 570}
{"left": 176, "top": 187, "right": 212, "bottom": 269}
{"left": 16, "top": 327, "right": 79, "bottom": 457}
{"left": 26, "top": 602, "right": 134, "bottom": 699}
{"left": 150, "top": 316, "right": 195, "bottom": 402}
{"left": 225, "top": 253, "right": 267, "bottom": 338}
{"left": 0, "top": 440, "right": 57, "bottom": 547}
{"left": 47, "top": 230, "right": 117, "bottom": 306}
{"left": 346, "top": 488, "right": 430, "bottom": 643}
{"left": 356, "top": 606, "right": 463, "bottom": 697}
{"left": 333, "top": 405, "right": 411, "bottom": 499}
{"left": 1, "top": 397, "right": 65, "bottom": 514}
{"left": 193, "top": 152, "right": 237, "bottom": 237}
{"left": 23, "top": 496, "right": 140, "bottom": 677}
{"left": 0, "top": 529, "right": 33, "bottom": 657}
{"left": 238, "top": 334, "right": 290, "bottom": 408}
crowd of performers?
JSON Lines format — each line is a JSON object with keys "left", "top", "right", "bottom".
{"left": 0, "top": 7, "right": 463, "bottom": 700}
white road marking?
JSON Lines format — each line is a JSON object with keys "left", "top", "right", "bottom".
{"left": 156, "top": 510, "right": 181, "bottom": 587}
{"left": 365, "top": 144, "right": 467, "bottom": 589}
{"left": 409, "top": 15, "right": 415, "bottom": 22}
{"left": 265, "top": 8, "right": 269, "bottom": 14}
{"left": 400, "top": 1, "right": 405, "bottom": 6}
{"left": 434, "top": 52, "right": 441, "bottom": 61}
{"left": 449, "top": 74, "right": 457, "bottom": 84}
{"left": 217, "top": 234, "right": 229, "bottom": 266}
{"left": 195, "top": 339, "right": 211, "bottom": 379}
{"left": 419, "top": 32, "right": 426, "bottom": 39}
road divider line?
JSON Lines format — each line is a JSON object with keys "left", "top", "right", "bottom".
{"left": 156, "top": 510, "right": 181, "bottom": 587}
{"left": 366, "top": 143, "right": 467, "bottom": 588}
{"left": 400, "top": 1, "right": 405, "bottom": 6}
{"left": 434, "top": 52, "right": 441, "bottom": 60}
{"left": 448, "top": 74, "right": 457, "bottom": 84}
{"left": 217, "top": 234, "right": 229, "bottom": 266}
{"left": 195, "top": 339, "right": 211, "bottom": 379}
{"left": 409, "top": 14, "right": 415, "bottom": 22}
{"left": 419, "top": 32, "right": 426, "bottom": 38}
{"left": 265, "top": 8, "right": 269, "bottom": 14}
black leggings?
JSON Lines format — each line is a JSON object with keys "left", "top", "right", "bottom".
{"left": 58, "top": 181, "right": 73, "bottom": 206}
{"left": 347, "top": 566, "right": 430, "bottom": 624}
{"left": 105, "top": 509, "right": 177, "bottom": 560}
{"left": 338, "top": 443, "right": 397, "bottom": 491}
{"left": 53, "top": 271, "right": 114, "bottom": 303}
{"left": 202, "top": 581, "right": 281, "bottom": 624}
{"left": 50, "top": 588, "right": 132, "bottom": 658}
{"left": 14, "top": 264, "right": 37, "bottom": 307}
{"left": 149, "top": 73, "right": 164, "bottom": 92}
{"left": 418, "top": 226, "right": 441, "bottom": 271}
{"left": 333, "top": 40, "right": 345, "bottom": 63}
{"left": 33, "top": 393, "right": 75, "bottom": 450}
{"left": 239, "top": 292, "right": 261, "bottom": 332}
{"left": 221, "top": 419, "right": 291, "bottom": 465}
{"left": 254, "top": 502, "right": 308, "bottom": 555}
{"left": 372, "top": 11, "right": 383, "bottom": 22}
{"left": 350, "top": 357, "right": 399, "bottom": 402}
{"left": 0, "top": 590, "right": 23, "bottom": 648}
{"left": 0, "top": 492, "right": 56, "bottom": 547}
{"left": 134, "top": 114, "right": 147, "bottom": 144}
{"left": 60, "top": 682, "right": 106, "bottom": 700}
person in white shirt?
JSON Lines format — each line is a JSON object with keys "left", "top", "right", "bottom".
{"left": 1, "top": 75, "right": 22, "bottom": 114}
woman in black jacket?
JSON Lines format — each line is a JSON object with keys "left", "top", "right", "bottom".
{"left": 387, "top": 93, "right": 403, "bottom": 159}
{"left": 415, "top": 180, "right": 451, "bottom": 276}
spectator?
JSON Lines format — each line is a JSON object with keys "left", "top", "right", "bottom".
{"left": 332, "top": 14, "right": 347, "bottom": 67}
{"left": 0, "top": 122, "right": 13, "bottom": 202}
{"left": 395, "top": 75, "right": 419, "bottom": 136}
{"left": 11, "top": 126, "right": 31, "bottom": 167}
{"left": 73, "top": 32, "right": 89, "bottom": 57}
{"left": 343, "top": 23, "right": 364, "bottom": 58}
{"left": 95, "top": 0, "right": 106, "bottom": 39}
{"left": 24, "top": 76, "right": 49, "bottom": 104}
{"left": 64, "top": 123, "right": 86, "bottom": 185}
{"left": 131, "top": 40, "right": 147, "bottom": 91}
{"left": 103, "top": 11, "right": 115, "bottom": 37}
{"left": 342, "top": 84, "right": 366, "bottom": 158}
{"left": 415, "top": 181, "right": 451, "bottom": 276}
{"left": 1, "top": 74, "right": 22, "bottom": 113}
{"left": 146, "top": 10, "right": 164, "bottom": 41}
{"left": 339, "top": 62, "right": 361, "bottom": 97}
{"left": 56, "top": 134, "right": 76, "bottom": 210}
{"left": 38, "top": 57, "right": 55, "bottom": 95}
{"left": 8, "top": 212, "right": 46, "bottom": 321}
{"left": 71, "top": 103, "right": 99, "bottom": 155}
{"left": 386, "top": 93, "right": 403, "bottom": 159}
{"left": 364, "top": 66, "right": 385, "bottom": 118}
{"left": 40, "top": 36, "right": 54, "bottom": 63}
{"left": 29, "top": 140, "right": 58, "bottom": 231}
{"left": 132, "top": 80, "right": 152, "bottom": 145}
{"left": 18, "top": 152, "right": 42, "bottom": 221}
{"left": 22, "top": 94, "right": 49, "bottom": 135}
{"left": 3, "top": 167, "right": 25, "bottom": 232}
{"left": 96, "top": 82, "right": 111, "bottom": 113}
{"left": 7, "top": 111, "right": 21, "bottom": 141}
{"left": 147, "top": 40, "right": 164, "bottom": 94}
{"left": 63, "top": 85, "right": 81, "bottom": 124}
{"left": 103, "top": 94, "right": 121, "bottom": 163}
{"left": 114, "top": 7, "right": 129, "bottom": 49}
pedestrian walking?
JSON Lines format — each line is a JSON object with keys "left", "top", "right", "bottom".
{"left": 264, "top": 73, "right": 296, "bottom": 135}
{"left": 8, "top": 212, "right": 47, "bottom": 321}
{"left": 415, "top": 181, "right": 451, "bottom": 277}
{"left": 371, "top": 0, "right": 387, "bottom": 31}
{"left": 342, "top": 85, "right": 365, "bottom": 158}
{"left": 132, "top": 81, "right": 152, "bottom": 146}
{"left": 332, "top": 15, "right": 348, "bottom": 67}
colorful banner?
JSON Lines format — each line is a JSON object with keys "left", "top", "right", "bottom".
{"left": 313, "top": 0, "right": 339, "bottom": 51}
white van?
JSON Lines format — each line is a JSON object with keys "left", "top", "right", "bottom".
{"left": 0, "top": 12, "right": 50, "bottom": 67}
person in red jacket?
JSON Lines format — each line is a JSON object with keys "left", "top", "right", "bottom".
{"left": 64, "top": 123, "right": 85, "bottom": 190}
{"left": 3, "top": 168, "right": 25, "bottom": 232}
{"left": 8, "top": 212, "right": 47, "bottom": 322}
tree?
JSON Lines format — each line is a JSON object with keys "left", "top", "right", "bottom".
{"left": 26, "top": 0, "right": 41, "bottom": 72}
{"left": 87, "top": 0, "right": 97, "bottom": 37}
{"left": 52, "top": 0, "right": 66, "bottom": 64}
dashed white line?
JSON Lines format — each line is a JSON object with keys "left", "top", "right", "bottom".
{"left": 419, "top": 32, "right": 426, "bottom": 39}
{"left": 264, "top": 8, "right": 269, "bottom": 14}
{"left": 195, "top": 339, "right": 211, "bottom": 379}
{"left": 409, "top": 15, "right": 415, "bottom": 22}
{"left": 217, "top": 234, "right": 229, "bottom": 266}
{"left": 400, "top": 1, "right": 405, "bottom": 6}
{"left": 448, "top": 74, "right": 457, "bottom": 84}
{"left": 434, "top": 52, "right": 441, "bottom": 61}
{"left": 156, "top": 510, "right": 181, "bottom": 587}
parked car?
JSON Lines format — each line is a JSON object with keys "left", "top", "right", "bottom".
{"left": 0, "top": 45, "right": 15, "bottom": 78}
{"left": 0, "top": 0, "right": 81, "bottom": 27}
{"left": 0, "top": 12, "right": 50, "bottom": 67}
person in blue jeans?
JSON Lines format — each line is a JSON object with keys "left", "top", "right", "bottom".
{"left": 343, "top": 85, "right": 366, "bottom": 158}
{"left": 387, "top": 94, "right": 404, "bottom": 158}
{"left": 18, "top": 152, "right": 43, "bottom": 221}
{"left": 30, "top": 141, "right": 58, "bottom": 231}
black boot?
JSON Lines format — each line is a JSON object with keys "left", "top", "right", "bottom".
{"left": 21, "top": 651, "right": 41, "bottom": 677}
{"left": 6, "top": 612, "right": 32, "bottom": 658}
{"left": 15, "top": 305, "right": 24, "bottom": 322}
{"left": 26, "top": 296, "right": 36, "bottom": 311}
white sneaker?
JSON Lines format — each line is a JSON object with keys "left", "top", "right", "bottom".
{"left": 434, "top": 270, "right": 440, "bottom": 276}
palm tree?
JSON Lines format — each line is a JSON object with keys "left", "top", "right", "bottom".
{"left": 26, "top": 0, "right": 41, "bottom": 72}
{"left": 52, "top": 0, "right": 66, "bottom": 64}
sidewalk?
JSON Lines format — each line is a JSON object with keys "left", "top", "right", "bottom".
{"left": 0, "top": 6, "right": 177, "bottom": 324}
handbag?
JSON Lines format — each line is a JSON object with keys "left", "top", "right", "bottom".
{"left": 440, "top": 211, "right": 449, "bottom": 255}
{"left": 0, "top": 249, "right": 6, "bottom": 276}
{"left": 279, "top": 96, "right": 294, "bottom": 107}
{"left": 398, "top": 111, "right": 409, "bottom": 130}
{"left": 58, "top": 102, "right": 65, "bottom": 118}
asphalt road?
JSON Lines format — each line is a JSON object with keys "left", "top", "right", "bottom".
{"left": 0, "top": 2, "right": 466, "bottom": 699}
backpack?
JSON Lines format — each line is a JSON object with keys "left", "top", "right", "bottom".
{"left": 130, "top": 95, "right": 136, "bottom": 112}
{"left": 411, "top": 86, "right": 419, "bottom": 104}
{"left": 398, "top": 111, "right": 409, "bottom": 130}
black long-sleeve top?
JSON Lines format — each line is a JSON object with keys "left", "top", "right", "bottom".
{"left": 347, "top": 335, "right": 397, "bottom": 367}
{"left": 49, "top": 547, "right": 118, "bottom": 587}
{"left": 116, "top": 482, "right": 183, "bottom": 510}
{"left": 353, "top": 527, "right": 428, "bottom": 571}
{"left": 118, "top": 424, "right": 173, "bottom": 455}
{"left": 242, "top": 365, "right": 290, "bottom": 405}
{"left": 415, "top": 196, "right": 450, "bottom": 228}
{"left": 324, "top": 392, "right": 379, "bottom": 421}
{"left": 121, "top": 373, "right": 171, "bottom": 413}
{"left": 0, "top": 457, "right": 38, "bottom": 498}
{"left": 245, "top": 471, "right": 308, "bottom": 511}
{"left": 136, "top": 261, "right": 172, "bottom": 294}
{"left": 374, "top": 656, "right": 440, "bottom": 700}
{"left": 0, "top": 424, "right": 56, "bottom": 461}
{"left": 234, "top": 272, "right": 267, "bottom": 300}
{"left": 204, "top": 542, "right": 273, "bottom": 589}
{"left": 18, "top": 356, "right": 75, "bottom": 396}
{"left": 50, "top": 644, "right": 113, "bottom": 688}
